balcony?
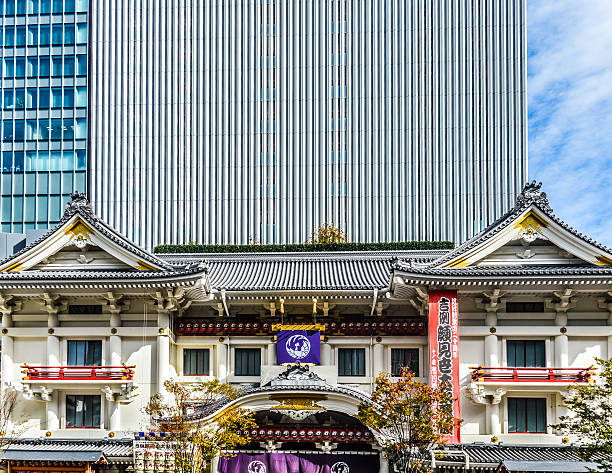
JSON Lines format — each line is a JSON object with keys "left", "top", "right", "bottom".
{"left": 22, "top": 365, "right": 135, "bottom": 381}
{"left": 19, "top": 365, "right": 137, "bottom": 403}
{"left": 469, "top": 366, "right": 594, "bottom": 384}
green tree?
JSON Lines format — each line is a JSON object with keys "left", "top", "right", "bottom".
{"left": 309, "top": 222, "right": 347, "bottom": 244}
{"left": 357, "top": 368, "right": 457, "bottom": 473}
{"left": 554, "top": 358, "right": 612, "bottom": 471}
{"left": 145, "top": 379, "right": 257, "bottom": 473}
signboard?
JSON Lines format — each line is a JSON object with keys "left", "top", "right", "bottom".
{"left": 276, "top": 330, "right": 321, "bottom": 364}
{"left": 218, "top": 452, "right": 379, "bottom": 473}
{"left": 428, "top": 290, "right": 461, "bottom": 443}
{"left": 133, "top": 440, "right": 176, "bottom": 473}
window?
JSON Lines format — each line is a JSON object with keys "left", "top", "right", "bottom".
{"left": 506, "top": 302, "right": 545, "bottom": 313}
{"left": 68, "top": 304, "right": 102, "bottom": 314}
{"left": 52, "top": 24, "right": 63, "bottom": 45}
{"left": 391, "top": 348, "right": 419, "bottom": 376}
{"left": 507, "top": 340, "right": 545, "bottom": 367}
{"left": 39, "top": 25, "right": 50, "bottom": 45}
{"left": 66, "top": 395, "right": 100, "bottom": 428}
{"left": 234, "top": 348, "right": 261, "bottom": 376}
{"left": 338, "top": 348, "right": 366, "bottom": 376}
{"left": 183, "top": 349, "right": 210, "bottom": 376}
{"left": 507, "top": 398, "right": 546, "bottom": 433}
{"left": 68, "top": 340, "right": 102, "bottom": 365}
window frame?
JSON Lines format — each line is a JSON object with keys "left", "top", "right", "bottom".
{"left": 506, "top": 340, "right": 546, "bottom": 368}
{"left": 390, "top": 347, "right": 420, "bottom": 377}
{"left": 183, "top": 348, "right": 210, "bottom": 376}
{"left": 62, "top": 338, "right": 105, "bottom": 366}
{"left": 233, "top": 347, "right": 261, "bottom": 377}
{"left": 337, "top": 347, "right": 367, "bottom": 377}
{"left": 65, "top": 394, "right": 102, "bottom": 429}
{"left": 506, "top": 397, "right": 547, "bottom": 434}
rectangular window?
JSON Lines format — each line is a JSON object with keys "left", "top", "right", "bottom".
{"left": 4, "top": 0, "right": 15, "bottom": 15}
{"left": 4, "top": 26, "right": 15, "bottom": 46}
{"left": 39, "top": 56, "right": 50, "bottom": 76}
{"left": 391, "top": 348, "right": 419, "bottom": 376}
{"left": 507, "top": 398, "right": 546, "bottom": 433}
{"left": 39, "top": 25, "right": 50, "bottom": 45}
{"left": 15, "top": 58, "right": 25, "bottom": 78}
{"left": 15, "top": 26, "right": 26, "bottom": 46}
{"left": 507, "top": 340, "right": 545, "bottom": 367}
{"left": 28, "top": 0, "right": 39, "bottom": 14}
{"left": 52, "top": 56, "right": 62, "bottom": 76}
{"left": 76, "top": 54, "right": 87, "bottom": 76}
{"left": 16, "top": 0, "right": 26, "bottom": 14}
{"left": 52, "top": 0, "right": 62, "bottom": 12}
{"left": 76, "top": 23, "right": 86, "bottom": 44}
{"left": 338, "top": 348, "right": 366, "bottom": 376}
{"left": 506, "top": 302, "right": 545, "bottom": 313}
{"left": 66, "top": 395, "right": 100, "bottom": 428}
{"left": 27, "top": 25, "right": 38, "bottom": 46}
{"left": 52, "top": 24, "right": 62, "bottom": 45}
{"left": 64, "top": 24, "right": 75, "bottom": 44}
{"left": 64, "top": 56, "right": 75, "bottom": 76}
{"left": 39, "top": 88, "right": 50, "bottom": 108}
{"left": 40, "top": 0, "right": 51, "bottom": 13}
{"left": 234, "top": 348, "right": 261, "bottom": 376}
{"left": 183, "top": 349, "right": 210, "bottom": 376}
{"left": 27, "top": 57, "right": 37, "bottom": 77}
{"left": 4, "top": 58, "right": 14, "bottom": 78}
{"left": 2, "top": 121, "right": 13, "bottom": 141}
{"left": 67, "top": 340, "right": 102, "bottom": 365}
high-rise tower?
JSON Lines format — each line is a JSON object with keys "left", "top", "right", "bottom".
{"left": 0, "top": 0, "right": 88, "bottom": 234}
{"left": 2, "top": 0, "right": 527, "bottom": 248}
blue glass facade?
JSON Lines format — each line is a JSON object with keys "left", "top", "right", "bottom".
{"left": 0, "top": 0, "right": 87, "bottom": 233}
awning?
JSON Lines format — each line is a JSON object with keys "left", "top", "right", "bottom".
{"left": 498, "top": 460, "right": 600, "bottom": 473}
{"left": 2, "top": 450, "right": 107, "bottom": 463}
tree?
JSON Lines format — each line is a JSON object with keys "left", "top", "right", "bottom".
{"left": 309, "top": 223, "right": 347, "bottom": 244}
{"left": 356, "top": 368, "right": 457, "bottom": 473}
{"left": 554, "top": 357, "right": 612, "bottom": 471}
{"left": 145, "top": 379, "right": 257, "bottom": 473}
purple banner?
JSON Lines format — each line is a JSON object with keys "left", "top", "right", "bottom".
{"left": 276, "top": 330, "right": 321, "bottom": 364}
{"left": 218, "top": 453, "right": 379, "bottom": 473}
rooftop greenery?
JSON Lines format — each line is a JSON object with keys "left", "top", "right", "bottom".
{"left": 154, "top": 241, "right": 454, "bottom": 254}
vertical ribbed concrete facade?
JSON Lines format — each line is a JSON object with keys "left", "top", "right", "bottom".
{"left": 89, "top": 0, "right": 527, "bottom": 248}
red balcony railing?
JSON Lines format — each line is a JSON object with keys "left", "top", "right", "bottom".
{"left": 21, "top": 364, "right": 135, "bottom": 381}
{"left": 469, "top": 366, "right": 594, "bottom": 383}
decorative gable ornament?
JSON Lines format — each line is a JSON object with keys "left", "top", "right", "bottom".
{"left": 515, "top": 180, "right": 553, "bottom": 213}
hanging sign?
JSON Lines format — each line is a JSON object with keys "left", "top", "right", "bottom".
{"left": 428, "top": 290, "right": 461, "bottom": 443}
{"left": 276, "top": 330, "right": 321, "bottom": 364}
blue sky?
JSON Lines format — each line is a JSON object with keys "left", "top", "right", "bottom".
{"left": 528, "top": 1, "right": 612, "bottom": 246}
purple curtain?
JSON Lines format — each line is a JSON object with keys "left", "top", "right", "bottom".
{"left": 276, "top": 331, "right": 321, "bottom": 364}
{"left": 218, "top": 452, "right": 379, "bottom": 473}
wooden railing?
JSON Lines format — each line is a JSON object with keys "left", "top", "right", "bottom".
{"left": 22, "top": 364, "right": 135, "bottom": 381}
{"left": 469, "top": 366, "right": 594, "bottom": 383}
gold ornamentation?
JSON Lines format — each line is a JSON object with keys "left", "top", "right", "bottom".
{"left": 514, "top": 211, "right": 548, "bottom": 232}
{"left": 595, "top": 255, "right": 612, "bottom": 266}
{"left": 445, "top": 257, "right": 469, "bottom": 268}
{"left": 136, "top": 260, "right": 157, "bottom": 271}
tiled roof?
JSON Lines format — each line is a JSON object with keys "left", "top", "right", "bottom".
{"left": 161, "top": 251, "right": 445, "bottom": 291}
{"left": 2, "top": 450, "right": 106, "bottom": 463}
{"left": 395, "top": 265, "right": 612, "bottom": 278}
{"left": 0, "top": 268, "right": 204, "bottom": 281}
{"left": 4, "top": 438, "right": 133, "bottom": 461}
{"left": 436, "top": 443, "right": 608, "bottom": 469}
{"left": 417, "top": 181, "right": 612, "bottom": 270}
{"left": 499, "top": 460, "right": 599, "bottom": 472}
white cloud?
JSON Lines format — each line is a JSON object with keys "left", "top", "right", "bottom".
{"left": 528, "top": 0, "right": 612, "bottom": 246}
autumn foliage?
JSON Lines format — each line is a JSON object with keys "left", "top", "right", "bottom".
{"left": 145, "top": 379, "right": 257, "bottom": 473}
{"left": 357, "top": 368, "right": 457, "bottom": 473}
{"left": 309, "top": 223, "right": 347, "bottom": 244}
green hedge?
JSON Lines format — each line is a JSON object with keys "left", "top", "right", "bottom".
{"left": 154, "top": 241, "right": 454, "bottom": 254}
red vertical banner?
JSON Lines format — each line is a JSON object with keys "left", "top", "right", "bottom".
{"left": 429, "top": 290, "right": 461, "bottom": 443}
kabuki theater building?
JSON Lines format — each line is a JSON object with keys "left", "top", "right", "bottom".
{"left": 0, "top": 182, "right": 611, "bottom": 473}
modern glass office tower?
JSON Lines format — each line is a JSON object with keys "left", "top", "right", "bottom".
{"left": 4, "top": 0, "right": 525, "bottom": 247}
{"left": 0, "top": 0, "right": 87, "bottom": 234}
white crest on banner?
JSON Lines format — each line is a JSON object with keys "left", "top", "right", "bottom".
{"left": 331, "top": 462, "right": 350, "bottom": 473}
{"left": 285, "top": 334, "right": 311, "bottom": 359}
{"left": 247, "top": 460, "right": 266, "bottom": 473}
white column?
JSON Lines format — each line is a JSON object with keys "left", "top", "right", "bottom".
{"left": 486, "top": 403, "right": 501, "bottom": 435}
{"left": 321, "top": 342, "right": 332, "bottom": 365}
{"left": 1, "top": 313, "right": 14, "bottom": 386}
{"left": 555, "top": 312, "right": 569, "bottom": 368}
{"left": 267, "top": 342, "right": 276, "bottom": 365}
{"left": 373, "top": 342, "right": 384, "bottom": 377}
{"left": 109, "top": 401, "right": 121, "bottom": 431}
{"left": 378, "top": 454, "right": 389, "bottom": 473}
{"left": 157, "top": 311, "right": 170, "bottom": 393}
{"left": 217, "top": 342, "right": 228, "bottom": 382}
{"left": 485, "top": 334, "right": 498, "bottom": 367}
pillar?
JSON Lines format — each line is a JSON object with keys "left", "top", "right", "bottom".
{"left": 378, "top": 454, "right": 389, "bottom": 473}
{"left": 217, "top": 343, "right": 228, "bottom": 382}
{"left": 373, "top": 342, "right": 384, "bottom": 377}
{"left": 110, "top": 313, "right": 122, "bottom": 367}
{"left": 157, "top": 311, "right": 170, "bottom": 392}
{"left": 485, "top": 335, "right": 498, "bottom": 367}
{"left": 267, "top": 342, "right": 276, "bottom": 365}
{"left": 109, "top": 401, "right": 121, "bottom": 432}
{"left": 321, "top": 342, "right": 332, "bottom": 365}
{"left": 555, "top": 312, "right": 569, "bottom": 368}
{"left": 486, "top": 403, "right": 501, "bottom": 435}
{"left": 1, "top": 313, "right": 14, "bottom": 386}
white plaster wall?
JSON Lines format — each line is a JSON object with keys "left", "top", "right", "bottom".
{"left": 122, "top": 337, "right": 156, "bottom": 432}
{"left": 568, "top": 337, "right": 606, "bottom": 367}
{"left": 459, "top": 337, "right": 485, "bottom": 435}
